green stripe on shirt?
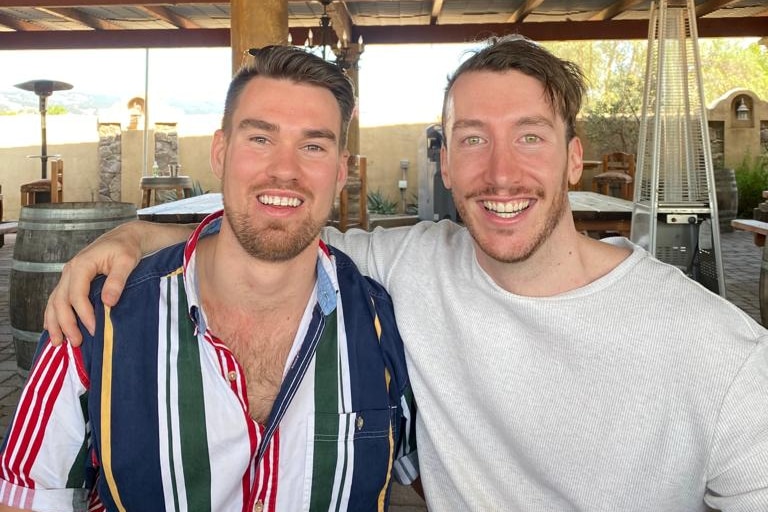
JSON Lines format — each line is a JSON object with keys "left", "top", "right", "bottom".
{"left": 174, "top": 273, "right": 213, "bottom": 512}
{"left": 310, "top": 311, "right": 340, "bottom": 510}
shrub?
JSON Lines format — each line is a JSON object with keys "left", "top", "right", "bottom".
{"left": 367, "top": 189, "right": 398, "bottom": 215}
{"left": 734, "top": 154, "right": 768, "bottom": 218}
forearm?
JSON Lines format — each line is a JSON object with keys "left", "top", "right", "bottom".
{"left": 129, "top": 220, "right": 196, "bottom": 255}
{"left": 45, "top": 220, "right": 197, "bottom": 346}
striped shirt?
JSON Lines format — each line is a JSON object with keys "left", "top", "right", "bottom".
{"left": 0, "top": 211, "right": 417, "bottom": 512}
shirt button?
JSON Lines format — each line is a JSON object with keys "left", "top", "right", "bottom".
{"left": 228, "top": 371, "right": 237, "bottom": 381}
{"left": 253, "top": 501, "right": 264, "bottom": 512}
{"left": 356, "top": 415, "right": 364, "bottom": 430}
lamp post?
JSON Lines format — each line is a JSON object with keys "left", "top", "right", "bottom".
{"left": 14, "top": 79, "right": 73, "bottom": 179}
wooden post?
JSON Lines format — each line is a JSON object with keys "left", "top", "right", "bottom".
{"left": 230, "top": 0, "right": 288, "bottom": 74}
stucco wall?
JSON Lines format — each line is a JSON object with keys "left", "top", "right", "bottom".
{"left": 360, "top": 123, "right": 431, "bottom": 213}
{"left": 0, "top": 114, "right": 219, "bottom": 221}
{"left": 707, "top": 88, "right": 768, "bottom": 169}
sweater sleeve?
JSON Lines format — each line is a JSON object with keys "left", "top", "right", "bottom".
{"left": 0, "top": 337, "right": 91, "bottom": 511}
{"left": 705, "top": 337, "right": 768, "bottom": 511}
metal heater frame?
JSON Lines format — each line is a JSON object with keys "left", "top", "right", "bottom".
{"left": 630, "top": 0, "right": 725, "bottom": 296}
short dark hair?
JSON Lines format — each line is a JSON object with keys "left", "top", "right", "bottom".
{"left": 222, "top": 45, "right": 356, "bottom": 148}
{"left": 442, "top": 35, "right": 586, "bottom": 144}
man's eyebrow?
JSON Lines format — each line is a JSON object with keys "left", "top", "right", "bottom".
{"left": 453, "top": 116, "right": 555, "bottom": 131}
{"left": 516, "top": 115, "right": 555, "bottom": 128}
{"left": 238, "top": 118, "right": 278, "bottom": 132}
{"left": 451, "top": 119, "right": 485, "bottom": 131}
{"left": 303, "top": 128, "right": 337, "bottom": 142}
{"left": 236, "top": 119, "right": 336, "bottom": 142}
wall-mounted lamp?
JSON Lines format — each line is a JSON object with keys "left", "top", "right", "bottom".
{"left": 736, "top": 98, "right": 751, "bottom": 121}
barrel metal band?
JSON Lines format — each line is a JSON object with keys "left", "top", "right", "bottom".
{"left": 21, "top": 206, "right": 136, "bottom": 222}
{"left": 18, "top": 219, "right": 135, "bottom": 231}
{"left": 12, "top": 328, "right": 42, "bottom": 343}
{"left": 12, "top": 260, "right": 65, "bottom": 273}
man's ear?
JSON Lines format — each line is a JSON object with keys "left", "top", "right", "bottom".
{"left": 440, "top": 145, "right": 452, "bottom": 190}
{"left": 210, "top": 129, "right": 226, "bottom": 180}
{"left": 336, "top": 150, "right": 350, "bottom": 196}
{"left": 567, "top": 137, "right": 584, "bottom": 187}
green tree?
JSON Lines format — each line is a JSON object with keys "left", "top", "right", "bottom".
{"left": 47, "top": 105, "right": 68, "bottom": 115}
{"left": 540, "top": 39, "right": 768, "bottom": 158}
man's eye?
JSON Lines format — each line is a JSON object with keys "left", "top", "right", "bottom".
{"left": 465, "top": 136, "right": 483, "bottom": 145}
{"left": 305, "top": 144, "right": 325, "bottom": 152}
{"left": 250, "top": 135, "right": 268, "bottom": 144}
{"left": 523, "top": 134, "right": 541, "bottom": 143}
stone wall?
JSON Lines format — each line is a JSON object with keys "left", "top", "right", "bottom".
{"left": 98, "top": 123, "right": 121, "bottom": 201}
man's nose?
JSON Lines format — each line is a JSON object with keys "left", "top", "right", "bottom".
{"left": 266, "top": 145, "right": 300, "bottom": 181}
{"left": 485, "top": 143, "right": 522, "bottom": 187}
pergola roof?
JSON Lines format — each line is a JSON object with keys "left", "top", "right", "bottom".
{"left": 0, "top": 0, "right": 765, "bottom": 51}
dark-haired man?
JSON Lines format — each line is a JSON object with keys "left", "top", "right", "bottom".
{"left": 0, "top": 46, "right": 416, "bottom": 512}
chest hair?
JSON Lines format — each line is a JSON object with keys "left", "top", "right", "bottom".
{"left": 207, "top": 306, "right": 303, "bottom": 425}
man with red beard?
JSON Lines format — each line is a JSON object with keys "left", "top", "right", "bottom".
{"left": 43, "top": 36, "right": 768, "bottom": 511}
{"left": 0, "top": 46, "right": 416, "bottom": 512}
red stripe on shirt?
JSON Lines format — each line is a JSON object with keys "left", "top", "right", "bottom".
{"left": 1, "top": 341, "right": 67, "bottom": 487}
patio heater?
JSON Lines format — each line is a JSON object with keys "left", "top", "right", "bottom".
{"left": 14, "top": 79, "right": 73, "bottom": 179}
{"left": 630, "top": 0, "right": 725, "bottom": 296}
{"left": 418, "top": 125, "right": 458, "bottom": 222}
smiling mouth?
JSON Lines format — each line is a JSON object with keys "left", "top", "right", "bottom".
{"left": 258, "top": 194, "right": 303, "bottom": 208}
{"left": 482, "top": 199, "right": 531, "bottom": 218}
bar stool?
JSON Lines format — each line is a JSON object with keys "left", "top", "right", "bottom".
{"left": 140, "top": 176, "right": 194, "bottom": 208}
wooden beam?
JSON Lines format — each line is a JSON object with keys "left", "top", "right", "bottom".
{"left": 695, "top": 0, "right": 740, "bottom": 17}
{"left": 137, "top": 5, "right": 201, "bottom": 29}
{"left": 329, "top": 1, "right": 353, "bottom": 44}
{"left": 507, "top": 0, "right": 545, "bottom": 23}
{"left": 430, "top": 0, "right": 445, "bottom": 25}
{"left": 0, "top": 28, "right": 230, "bottom": 49}
{"left": 0, "top": 12, "right": 46, "bottom": 31}
{"left": 1, "top": 0, "right": 217, "bottom": 6}
{"left": 0, "top": 17, "right": 765, "bottom": 50}
{"left": 36, "top": 7, "right": 124, "bottom": 30}
{"left": 588, "top": 0, "right": 645, "bottom": 21}
{"left": 357, "top": 18, "right": 768, "bottom": 43}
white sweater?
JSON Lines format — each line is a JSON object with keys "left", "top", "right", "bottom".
{"left": 325, "top": 221, "right": 768, "bottom": 512}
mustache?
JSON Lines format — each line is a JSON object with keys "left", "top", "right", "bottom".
{"left": 463, "top": 186, "right": 545, "bottom": 200}
{"left": 252, "top": 180, "right": 314, "bottom": 198}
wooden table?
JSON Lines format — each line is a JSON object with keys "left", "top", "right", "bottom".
{"left": 569, "top": 191, "right": 633, "bottom": 237}
{"left": 138, "top": 191, "right": 634, "bottom": 238}
{"left": 138, "top": 192, "right": 222, "bottom": 223}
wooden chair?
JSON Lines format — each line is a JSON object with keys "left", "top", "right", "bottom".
{"left": 592, "top": 152, "right": 635, "bottom": 200}
{"left": 336, "top": 155, "right": 368, "bottom": 231}
{"left": 21, "top": 158, "right": 64, "bottom": 206}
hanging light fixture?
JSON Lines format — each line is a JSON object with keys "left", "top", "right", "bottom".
{"left": 289, "top": 0, "right": 363, "bottom": 69}
{"left": 736, "top": 97, "right": 751, "bottom": 121}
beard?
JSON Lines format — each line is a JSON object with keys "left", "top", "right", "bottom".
{"left": 454, "top": 167, "right": 570, "bottom": 264}
{"left": 223, "top": 193, "right": 330, "bottom": 262}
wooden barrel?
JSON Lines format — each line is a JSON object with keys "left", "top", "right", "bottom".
{"left": 715, "top": 168, "right": 738, "bottom": 233}
{"left": 10, "top": 202, "right": 137, "bottom": 373}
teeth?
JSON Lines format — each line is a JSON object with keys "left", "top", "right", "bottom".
{"left": 259, "top": 194, "right": 302, "bottom": 207}
{"left": 482, "top": 199, "right": 530, "bottom": 218}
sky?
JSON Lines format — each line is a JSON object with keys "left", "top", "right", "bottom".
{"left": 0, "top": 43, "right": 477, "bottom": 127}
